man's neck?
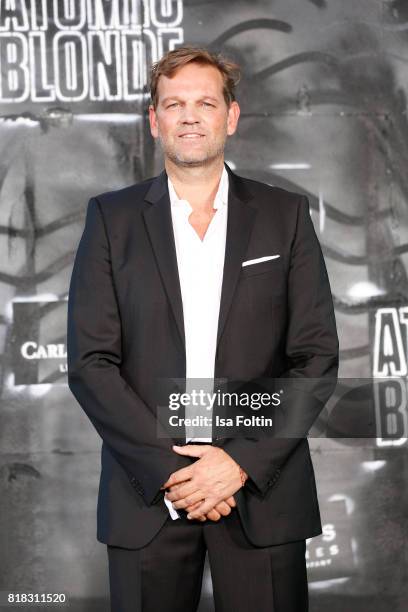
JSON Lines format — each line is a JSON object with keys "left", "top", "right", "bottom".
{"left": 165, "top": 158, "right": 225, "bottom": 212}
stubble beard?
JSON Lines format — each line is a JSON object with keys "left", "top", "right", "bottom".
{"left": 157, "top": 131, "right": 227, "bottom": 168}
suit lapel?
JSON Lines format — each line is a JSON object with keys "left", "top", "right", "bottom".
{"left": 143, "top": 170, "right": 186, "bottom": 349}
{"left": 142, "top": 163, "right": 257, "bottom": 355}
{"left": 216, "top": 165, "right": 257, "bottom": 349}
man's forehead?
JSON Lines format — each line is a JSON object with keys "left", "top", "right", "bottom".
{"left": 157, "top": 64, "right": 224, "bottom": 96}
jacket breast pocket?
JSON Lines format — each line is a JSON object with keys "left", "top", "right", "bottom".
{"left": 241, "top": 256, "right": 283, "bottom": 277}
{"left": 240, "top": 256, "right": 286, "bottom": 296}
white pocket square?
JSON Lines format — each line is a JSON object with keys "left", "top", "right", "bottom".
{"left": 242, "top": 255, "right": 280, "bottom": 267}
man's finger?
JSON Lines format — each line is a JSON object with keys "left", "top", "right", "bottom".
{"left": 172, "top": 444, "right": 210, "bottom": 458}
{"left": 187, "top": 498, "right": 218, "bottom": 519}
{"left": 214, "top": 501, "right": 232, "bottom": 516}
{"left": 205, "top": 508, "right": 221, "bottom": 521}
{"left": 185, "top": 500, "right": 203, "bottom": 512}
{"left": 171, "top": 490, "right": 205, "bottom": 510}
{"left": 183, "top": 500, "right": 207, "bottom": 521}
{"left": 165, "top": 481, "right": 198, "bottom": 502}
{"left": 161, "top": 481, "right": 182, "bottom": 491}
{"left": 185, "top": 501, "right": 232, "bottom": 521}
{"left": 225, "top": 495, "right": 236, "bottom": 507}
{"left": 200, "top": 505, "right": 231, "bottom": 521}
{"left": 161, "top": 465, "right": 194, "bottom": 489}
{"left": 186, "top": 496, "right": 236, "bottom": 515}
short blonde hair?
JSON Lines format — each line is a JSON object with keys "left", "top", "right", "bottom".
{"left": 149, "top": 46, "right": 241, "bottom": 109}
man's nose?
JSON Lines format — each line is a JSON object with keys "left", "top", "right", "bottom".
{"left": 182, "top": 117, "right": 200, "bottom": 124}
{"left": 179, "top": 104, "right": 201, "bottom": 124}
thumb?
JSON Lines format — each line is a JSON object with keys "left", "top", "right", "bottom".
{"left": 172, "top": 444, "right": 207, "bottom": 457}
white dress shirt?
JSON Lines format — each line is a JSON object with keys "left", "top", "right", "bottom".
{"left": 163, "top": 166, "right": 229, "bottom": 519}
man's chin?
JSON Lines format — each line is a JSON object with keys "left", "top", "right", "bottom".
{"left": 169, "top": 153, "right": 221, "bottom": 167}
{"left": 176, "top": 159, "right": 208, "bottom": 167}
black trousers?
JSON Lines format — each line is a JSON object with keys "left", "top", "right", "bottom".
{"left": 107, "top": 507, "right": 308, "bottom": 612}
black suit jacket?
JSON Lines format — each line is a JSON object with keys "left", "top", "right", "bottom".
{"left": 67, "top": 162, "right": 339, "bottom": 549}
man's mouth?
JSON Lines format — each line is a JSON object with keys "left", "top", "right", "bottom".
{"left": 178, "top": 133, "right": 205, "bottom": 139}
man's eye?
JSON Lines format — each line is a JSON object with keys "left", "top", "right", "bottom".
{"left": 167, "top": 103, "right": 179, "bottom": 108}
{"left": 202, "top": 102, "right": 215, "bottom": 107}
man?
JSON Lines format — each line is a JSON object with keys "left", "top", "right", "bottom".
{"left": 67, "top": 46, "right": 339, "bottom": 611}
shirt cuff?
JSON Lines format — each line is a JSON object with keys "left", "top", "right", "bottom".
{"left": 164, "top": 494, "right": 181, "bottom": 520}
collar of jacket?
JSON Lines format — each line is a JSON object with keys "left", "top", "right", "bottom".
{"left": 142, "top": 161, "right": 257, "bottom": 355}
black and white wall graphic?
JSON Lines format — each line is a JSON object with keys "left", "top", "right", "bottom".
{"left": 1, "top": 1, "right": 407, "bottom": 611}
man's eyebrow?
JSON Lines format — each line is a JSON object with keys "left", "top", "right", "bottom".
{"left": 161, "top": 97, "right": 180, "bottom": 104}
{"left": 161, "top": 95, "right": 220, "bottom": 104}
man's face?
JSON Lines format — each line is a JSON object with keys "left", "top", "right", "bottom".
{"left": 149, "top": 62, "right": 240, "bottom": 167}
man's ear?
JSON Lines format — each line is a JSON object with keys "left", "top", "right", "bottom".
{"left": 149, "top": 104, "right": 159, "bottom": 138}
{"left": 227, "top": 101, "right": 240, "bottom": 136}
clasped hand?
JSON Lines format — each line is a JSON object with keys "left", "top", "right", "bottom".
{"left": 160, "top": 444, "right": 248, "bottom": 522}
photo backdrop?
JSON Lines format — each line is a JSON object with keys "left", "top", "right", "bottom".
{"left": 1, "top": 1, "right": 407, "bottom": 610}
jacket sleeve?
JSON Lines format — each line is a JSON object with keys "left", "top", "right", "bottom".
{"left": 217, "top": 195, "right": 339, "bottom": 497}
{"left": 67, "top": 197, "right": 192, "bottom": 506}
